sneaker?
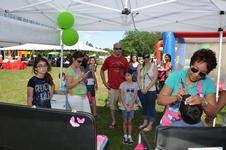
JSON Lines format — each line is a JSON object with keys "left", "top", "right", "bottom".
{"left": 122, "top": 137, "right": 128, "bottom": 144}
{"left": 127, "top": 137, "right": 134, "bottom": 145}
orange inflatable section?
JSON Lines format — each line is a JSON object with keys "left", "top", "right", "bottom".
{"left": 155, "top": 40, "right": 163, "bottom": 65}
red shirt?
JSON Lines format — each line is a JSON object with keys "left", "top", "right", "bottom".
{"left": 101, "top": 55, "right": 129, "bottom": 89}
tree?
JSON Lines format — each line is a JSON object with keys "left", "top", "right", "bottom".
{"left": 120, "top": 31, "right": 162, "bottom": 56}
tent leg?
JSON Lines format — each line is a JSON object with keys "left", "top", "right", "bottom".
{"left": 213, "top": 30, "right": 223, "bottom": 127}
{"left": 60, "top": 30, "right": 64, "bottom": 88}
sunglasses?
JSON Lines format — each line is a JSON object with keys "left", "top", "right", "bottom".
{"left": 143, "top": 56, "right": 150, "bottom": 59}
{"left": 126, "top": 89, "right": 134, "bottom": 93}
{"left": 77, "top": 60, "right": 83, "bottom": 64}
{"left": 190, "top": 67, "right": 206, "bottom": 78}
{"left": 114, "top": 47, "right": 122, "bottom": 50}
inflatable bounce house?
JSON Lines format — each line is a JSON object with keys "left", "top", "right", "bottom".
{"left": 155, "top": 31, "right": 226, "bottom": 92}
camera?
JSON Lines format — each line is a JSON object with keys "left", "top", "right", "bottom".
{"left": 179, "top": 94, "right": 203, "bottom": 124}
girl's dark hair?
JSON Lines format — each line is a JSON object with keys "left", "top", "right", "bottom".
{"left": 124, "top": 68, "right": 133, "bottom": 75}
{"left": 33, "top": 57, "right": 54, "bottom": 86}
{"left": 190, "top": 48, "right": 217, "bottom": 74}
{"left": 165, "top": 53, "right": 171, "bottom": 62}
{"left": 129, "top": 53, "right": 138, "bottom": 63}
{"left": 88, "top": 56, "right": 96, "bottom": 64}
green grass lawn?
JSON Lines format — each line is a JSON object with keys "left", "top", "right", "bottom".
{"left": 0, "top": 66, "right": 226, "bottom": 150}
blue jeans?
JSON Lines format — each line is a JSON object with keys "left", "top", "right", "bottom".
{"left": 138, "top": 90, "right": 157, "bottom": 122}
{"left": 121, "top": 110, "right": 135, "bottom": 119}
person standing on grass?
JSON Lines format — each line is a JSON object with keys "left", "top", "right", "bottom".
{"left": 119, "top": 69, "right": 138, "bottom": 145}
{"left": 129, "top": 53, "right": 140, "bottom": 82}
{"left": 87, "top": 56, "right": 98, "bottom": 117}
{"left": 129, "top": 53, "right": 142, "bottom": 107}
{"left": 100, "top": 42, "right": 129, "bottom": 128}
{"left": 137, "top": 52, "right": 158, "bottom": 132}
{"left": 27, "top": 57, "right": 55, "bottom": 108}
{"left": 65, "top": 51, "right": 91, "bottom": 113}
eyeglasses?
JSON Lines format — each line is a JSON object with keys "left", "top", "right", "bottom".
{"left": 126, "top": 89, "right": 134, "bottom": 93}
{"left": 77, "top": 60, "right": 83, "bottom": 64}
{"left": 190, "top": 67, "right": 206, "bottom": 78}
{"left": 114, "top": 47, "right": 122, "bottom": 50}
{"left": 143, "top": 55, "right": 150, "bottom": 59}
{"left": 37, "top": 65, "right": 48, "bottom": 68}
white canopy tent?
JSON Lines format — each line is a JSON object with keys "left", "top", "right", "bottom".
{"left": 0, "top": 42, "right": 107, "bottom": 53}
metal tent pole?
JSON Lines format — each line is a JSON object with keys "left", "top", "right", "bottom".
{"left": 60, "top": 30, "right": 64, "bottom": 88}
{"left": 213, "top": 29, "right": 223, "bottom": 127}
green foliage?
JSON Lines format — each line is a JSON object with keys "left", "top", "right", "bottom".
{"left": 120, "top": 31, "right": 162, "bottom": 56}
{"left": 103, "top": 48, "right": 113, "bottom": 55}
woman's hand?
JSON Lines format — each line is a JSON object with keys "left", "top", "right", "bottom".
{"left": 141, "top": 87, "right": 148, "bottom": 94}
{"left": 175, "top": 88, "right": 187, "bottom": 100}
{"left": 186, "top": 95, "right": 204, "bottom": 105}
{"left": 125, "top": 105, "right": 130, "bottom": 112}
{"left": 79, "top": 72, "right": 86, "bottom": 81}
{"left": 205, "top": 115, "right": 214, "bottom": 126}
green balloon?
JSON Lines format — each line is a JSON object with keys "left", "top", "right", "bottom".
{"left": 57, "top": 12, "right": 74, "bottom": 29}
{"left": 62, "top": 29, "right": 79, "bottom": 46}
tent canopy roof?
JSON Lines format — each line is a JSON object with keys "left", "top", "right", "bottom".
{"left": 0, "top": 42, "right": 107, "bottom": 53}
{"left": 1, "top": 0, "right": 225, "bottom": 32}
{"left": 0, "top": 0, "right": 226, "bottom": 45}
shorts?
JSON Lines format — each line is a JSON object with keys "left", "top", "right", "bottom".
{"left": 121, "top": 110, "right": 135, "bottom": 119}
{"left": 87, "top": 85, "right": 95, "bottom": 97}
{"left": 67, "top": 95, "right": 91, "bottom": 113}
{"left": 108, "top": 88, "right": 120, "bottom": 110}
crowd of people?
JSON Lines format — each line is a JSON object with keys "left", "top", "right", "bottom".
{"left": 26, "top": 42, "right": 226, "bottom": 146}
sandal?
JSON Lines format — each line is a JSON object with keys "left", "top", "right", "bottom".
{"left": 143, "top": 126, "right": 152, "bottom": 132}
{"left": 138, "top": 124, "right": 147, "bottom": 129}
{"left": 109, "top": 123, "right": 116, "bottom": 129}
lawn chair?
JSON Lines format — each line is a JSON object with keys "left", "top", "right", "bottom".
{"left": 0, "top": 102, "right": 108, "bottom": 150}
{"left": 136, "top": 126, "right": 226, "bottom": 150}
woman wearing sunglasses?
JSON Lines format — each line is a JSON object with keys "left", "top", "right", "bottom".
{"left": 157, "top": 48, "right": 217, "bottom": 126}
{"left": 65, "top": 51, "right": 91, "bottom": 113}
{"left": 137, "top": 52, "right": 158, "bottom": 131}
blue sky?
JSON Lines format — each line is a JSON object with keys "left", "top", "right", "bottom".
{"left": 78, "top": 31, "right": 125, "bottom": 49}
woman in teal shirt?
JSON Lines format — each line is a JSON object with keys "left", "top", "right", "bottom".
{"left": 157, "top": 49, "right": 217, "bottom": 126}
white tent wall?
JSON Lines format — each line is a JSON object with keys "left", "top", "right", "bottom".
{"left": 0, "top": 13, "right": 60, "bottom": 47}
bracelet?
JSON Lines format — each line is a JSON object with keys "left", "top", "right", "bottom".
{"left": 201, "top": 99, "right": 208, "bottom": 107}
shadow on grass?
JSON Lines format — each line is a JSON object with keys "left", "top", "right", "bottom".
{"left": 95, "top": 106, "right": 164, "bottom": 150}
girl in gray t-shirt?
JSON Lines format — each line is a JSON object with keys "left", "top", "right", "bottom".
{"left": 119, "top": 69, "right": 139, "bottom": 145}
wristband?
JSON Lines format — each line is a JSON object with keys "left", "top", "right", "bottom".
{"left": 201, "top": 99, "right": 208, "bottom": 107}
